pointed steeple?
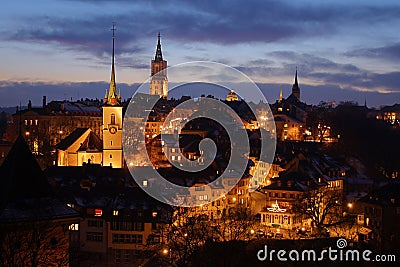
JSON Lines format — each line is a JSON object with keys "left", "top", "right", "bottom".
{"left": 279, "top": 89, "right": 283, "bottom": 102}
{"left": 291, "top": 67, "right": 300, "bottom": 101}
{"left": 155, "top": 32, "right": 163, "bottom": 61}
{"left": 0, "top": 135, "right": 53, "bottom": 206}
{"left": 105, "top": 23, "right": 119, "bottom": 106}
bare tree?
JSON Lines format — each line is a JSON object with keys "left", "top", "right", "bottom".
{"left": 165, "top": 211, "right": 212, "bottom": 267}
{"left": 162, "top": 206, "right": 257, "bottom": 267}
{"left": 0, "top": 220, "right": 70, "bottom": 267}
{"left": 211, "top": 206, "right": 257, "bottom": 242}
{"left": 306, "top": 107, "right": 332, "bottom": 142}
{"left": 293, "top": 185, "right": 343, "bottom": 235}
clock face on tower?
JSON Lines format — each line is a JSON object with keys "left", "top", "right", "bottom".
{"left": 109, "top": 126, "right": 117, "bottom": 134}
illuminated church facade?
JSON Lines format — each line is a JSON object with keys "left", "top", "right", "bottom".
{"left": 56, "top": 30, "right": 168, "bottom": 168}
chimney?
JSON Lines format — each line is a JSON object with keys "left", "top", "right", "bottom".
{"left": 42, "top": 96, "right": 47, "bottom": 108}
{"left": 28, "top": 100, "right": 32, "bottom": 110}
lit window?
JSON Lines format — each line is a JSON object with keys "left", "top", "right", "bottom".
{"left": 24, "top": 120, "right": 27, "bottom": 125}
{"left": 113, "top": 210, "right": 119, "bottom": 216}
{"left": 67, "top": 203, "right": 75, "bottom": 208}
{"left": 171, "top": 156, "right": 176, "bottom": 161}
{"left": 152, "top": 211, "right": 157, "bottom": 217}
{"left": 69, "top": 223, "right": 79, "bottom": 231}
{"left": 35, "top": 119, "right": 38, "bottom": 125}
{"left": 143, "top": 180, "right": 148, "bottom": 187}
{"left": 94, "top": 209, "right": 103, "bottom": 217}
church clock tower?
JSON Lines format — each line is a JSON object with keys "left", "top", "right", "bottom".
{"left": 102, "top": 23, "right": 123, "bottom": 168}
{"left": 150, "top": 33, "right": 168, "bottom": 98}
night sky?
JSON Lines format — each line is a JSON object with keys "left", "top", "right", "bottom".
{"left": 0, "top": 0, "right": 400, "bottom": 108}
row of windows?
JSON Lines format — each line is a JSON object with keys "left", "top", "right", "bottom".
{"left": 199, "top": 194, "right": 208, "bottom": 201}
{"left": 114, "top": 249, "right": 141, "bottom": 263}
{"left": 87, "top": 232, "right": 103, "bottom": 242}
{"left": 88, "top": 219, "right": 103, "bottom": 228}
{"left": 170, "top": 155, "right": 182, "bottom": 161}
{"left": 110, "top": 221, "right": 144, "bottom": 231}
{"left": 24, "top": 119, "right": 38, "bottom": 126}
{"left": 268, "top": 192, "right": 297, "bottom": 199}
{"left": 262, "top": 214, "right": 301, "bottom": 225}
{"left": 112, "top": 234, "right": 143, "bottom": 244}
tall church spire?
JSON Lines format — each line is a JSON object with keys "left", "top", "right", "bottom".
{"left": 291, "top": 67, "right": 300, "bottom": 101}
{"left": 105, "top": 22, "right": 120, "bottom": 106}
{"left": 150, "top": 32, "right": 168, "bottom": 98}
{"left": 155, "top": 32, "right": 163, "bottom": 61}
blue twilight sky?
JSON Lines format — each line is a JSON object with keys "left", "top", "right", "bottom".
{"left": 0, "top": 0, "right": 400, "bottom": 108}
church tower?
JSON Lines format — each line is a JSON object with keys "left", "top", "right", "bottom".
{"left": 150, "top": 33, "right": 168, "bottom": 98}
{"left": 102, "top": 23, "right": 123, "bottom": 168}
{"left": 291, "top": 68, "right": 300, "bottom": 101}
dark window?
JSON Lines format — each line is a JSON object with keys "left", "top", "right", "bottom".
{"left": 88, "top": 220, "right": 103, "bottom": 228}
{"left": 87, "top": 232, "right": 103, "bottom": 242}
{"left": 111, "top": 114, "right": 116, "bottom": 125}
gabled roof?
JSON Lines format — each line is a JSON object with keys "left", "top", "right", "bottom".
{"left": 0, "top": 136, "right": 53, "bottom": 208}
{"left": 56, "top": 128, "right": 102, "bottom": 153}
{"left": 78, "top": 131, "right": 103, "bottom": 151}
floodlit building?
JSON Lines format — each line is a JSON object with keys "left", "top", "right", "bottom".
{"left": 56, "top": 26, "right": 123, "bottom": 168}
{"left": 150, "top": 33, "right": 168, "bottom": 98}
{"left": 226, "top": 90, "right": 239, "bottom": 102}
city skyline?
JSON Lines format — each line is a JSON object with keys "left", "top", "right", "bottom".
{"left": 1, "top": 0, "right": 400, "bottom": 107}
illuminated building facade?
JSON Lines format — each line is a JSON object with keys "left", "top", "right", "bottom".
{"left": 226, "top": 89, "right": 239, "bottom": 101}
{"left": 102, "top": 25, "right": 123, "bottom": 168}
{"left": 5, "top": 99, "right": 102, "bottom": 160}
{"left": 259, "top": 180, "right": 304, "bottom": 230}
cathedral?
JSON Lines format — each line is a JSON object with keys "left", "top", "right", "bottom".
{"left": 56, "top": 29, "right": 168, "bottom": 168}
{"left": 150, "top": 33, "right": 168, "bottom": 98}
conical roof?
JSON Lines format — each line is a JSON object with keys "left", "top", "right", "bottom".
{"left": 0, "top": 135, "right": 53, "bottom": 208}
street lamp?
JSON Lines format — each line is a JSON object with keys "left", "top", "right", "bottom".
{"left": 59, "top": 129, "right": 63, "bottom": 141}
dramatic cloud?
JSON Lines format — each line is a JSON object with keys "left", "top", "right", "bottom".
{"left": 1, "top": 0, "right": 400, "bottom": 106}
{"left": 345, "top": 43, "right": 400, "bottom": 62}
{"left": 6, "top": 0, "right": 400, "bottom": 56}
